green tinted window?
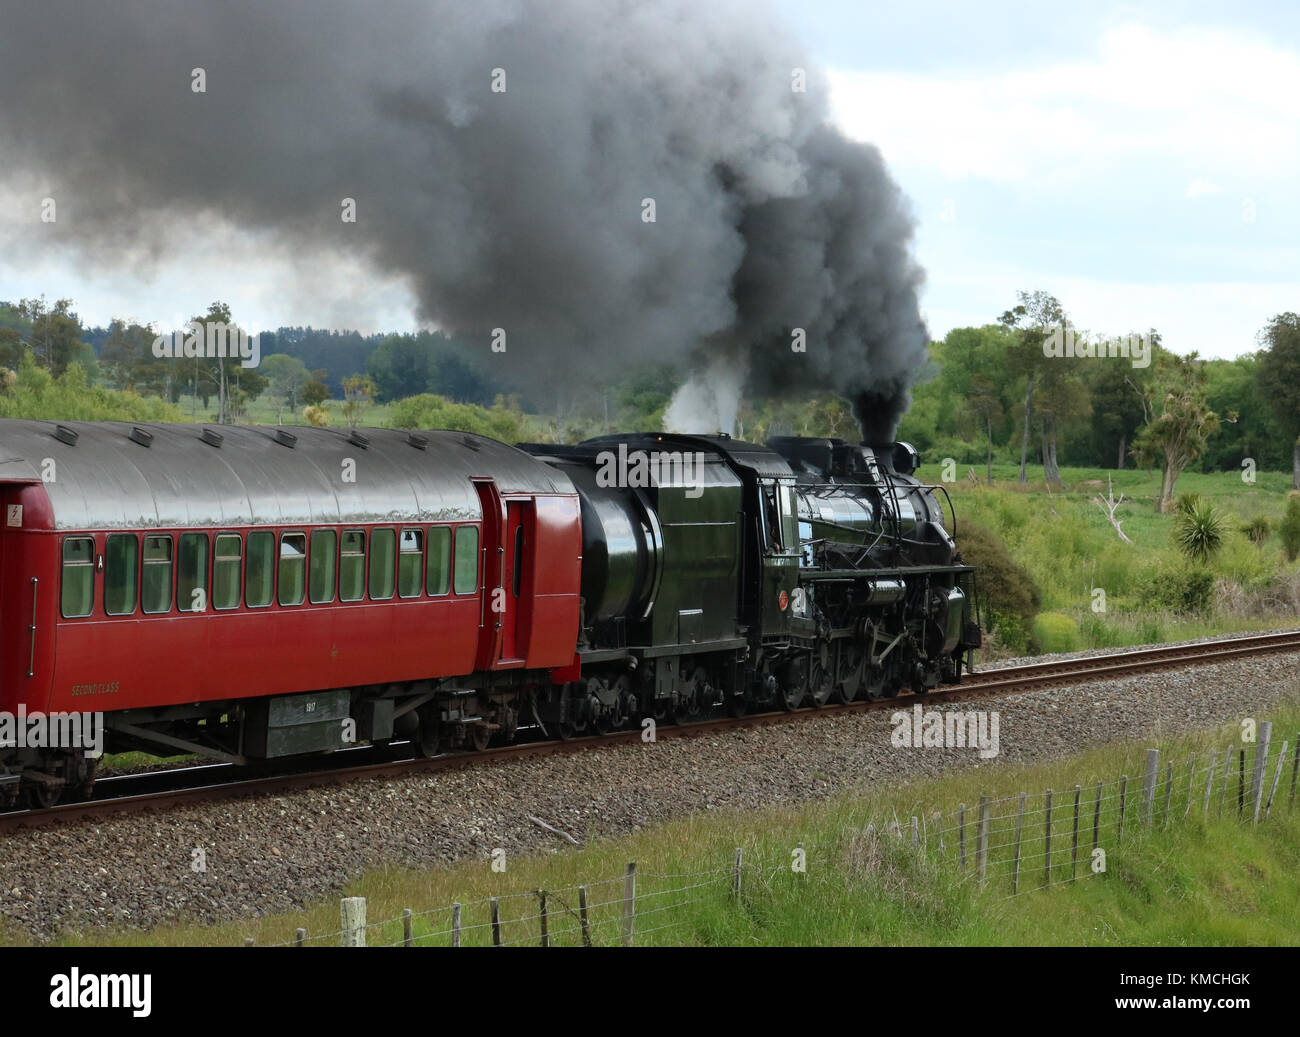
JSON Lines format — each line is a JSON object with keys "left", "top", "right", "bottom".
{"left": 453, "top": 525, "right": 478, "bottom": 595}
{"left": 142, "top": 535, "right": 173, "bottom": 614}
{"left": 61, "top": 537, "right": 95, "bottom": 618}
{"left": 245, "top": 531, "right": 274, "bottom": 607}
{"left": 104, "top": 534, "right": 137, "bottom": 616}
{"left": 398, "top": 528, "right": 422, "bottom": 598}
{"left": 212, "top": 534, "right": 242, "bottom": 610}
{"left": 426, "top": 526, "right": 451, "bottom": 595}
{"left": 278, "top": 532, "right": 306, "bottom": 606}
{"left": 369, "top": 527, "right": 395, "bottom": 600}
{"left": 309, "top": 529, "right": 336, "bottom": 603}
{"left": 339, "top": 530, "right": 365, "bottom": 602}
{"left": 177, "top": 532, "right": 208, "bottom": 612}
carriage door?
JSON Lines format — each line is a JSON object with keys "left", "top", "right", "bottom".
{"left": 499, "top": 499, "right": 531, "bottom": 664}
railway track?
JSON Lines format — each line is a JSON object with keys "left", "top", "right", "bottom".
{"left": 4, "top": 629, "right": 1299, "bottom": 833}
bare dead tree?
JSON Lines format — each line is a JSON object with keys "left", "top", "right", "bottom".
{"left": 1094, "top": 474, "right": 1133, "bottom": 544}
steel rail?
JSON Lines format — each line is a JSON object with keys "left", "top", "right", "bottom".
{"left": 3, "top": 628, "right": 1298, "bottom": 833}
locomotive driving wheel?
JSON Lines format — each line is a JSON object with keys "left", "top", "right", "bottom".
{"left": 414, "top": 703, "right": 447, "bottom": 758}
{"left": 807, "top": 647, "right": 834, "bottom": 708}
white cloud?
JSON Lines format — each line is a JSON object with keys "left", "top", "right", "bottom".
{"left": 828, "top": 23, "right": 1300, "bottom": 189}
{"left": 1184, "top": 177, "right": 1223, "bottom": 199}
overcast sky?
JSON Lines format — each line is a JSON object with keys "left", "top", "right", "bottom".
{"left": 2, "top": 0, "right": 1296, "bottom": 359}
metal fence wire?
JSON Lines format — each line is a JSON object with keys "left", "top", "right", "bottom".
{"left": 258, "top": 732, "right": 1300, "bottom": 945}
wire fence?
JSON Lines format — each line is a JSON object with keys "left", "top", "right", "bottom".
{"left": 254, "top": 725, "right": 1300, "bottom": 946}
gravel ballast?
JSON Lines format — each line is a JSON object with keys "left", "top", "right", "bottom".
{"left": 3, "top": 644, "right": 1299, "bottom": 941}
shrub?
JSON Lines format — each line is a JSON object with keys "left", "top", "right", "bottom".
{"left": 1032, "top": 612, "right": 1080, "bottom": 653}
{"left": 1134, "top": 565, "right": 1215, "bottom": 614}
{"left": 954, "top": 522, "right": 1041, "bottom": 636}
{"left": 1241, "top": 515, "right": 1272, "bottom": 547}
{"left": 1281, "top": 498, "right": 1300, "bottom": 563}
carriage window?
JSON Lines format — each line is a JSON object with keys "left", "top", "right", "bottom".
{"left": 309, "top": 529, "right": 336, "bottom": 603}
{"left": 426, "top": 526, "right": 451, "bottom": 595}
{"left": 369, "top": 527, "right": 395, "bottom": 600}
{"left": 278, "top": 532, "right": 307, "bottom": 606}
{"left": 212, "top": 534, "right": 242, "bottom": 610}
{"left": 453, "top": 525, "right": 479, "bottom": 595}
{"left": 512, "top": 524, "right": 523, "bottom": 598}
{"left": 60, "top": 537, "right": 95, "bottom": 618}
{"left": 142, "top": 535, "right": 173, "bottom": 614}
{"left": 177, "top": 533, "right": 209, "bottom": 612}
{"left": 398, "top": 528, "right": 423, "bottom": 598}
{"left": 339, "top": 530, "right": 365, "bottom": 602}
{"left": 779, "top": 484, "right": 799, "bottom": 551}
{"left": 104, "top": 534, "right": 137, "bottom": 616}
{"left": 245, "top": 531, "right": 275, "bottom": 608}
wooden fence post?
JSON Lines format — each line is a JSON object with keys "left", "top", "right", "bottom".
{"left": 452, "top": 903, "right": 462, "bottom": 948}
{"left": 294, "top": 927, "right": 305, "bottom": 948}
{"left": 977, "top": 796, "right": 990, "bottom": 889}
{"left": 1071, "top": 785, "right": 1081, "bottom": 881}
{"left": 1142, "top": 749, "right": 1159, "bottom": 824}
{"left": 1251, "top": 722, "right": 1272, "bottom": 822}
{"left": 1238, "top": 745, "right": 1246, "bottom": 816}
{"left": 402, "top": 908, "right": 412, "bottom": 948}
{"left": 1092, "top": 782, "right": 1102, "bottom": 850}
{"left": 1043, "top": 789, "right": 1053, "bottom": 887}
{"left": 1202, "top": 750, "right": 1216, "bottom": 817}
{"left": 733, "top": 849, "right": 743, "bottom": 896}
{"left": 1265, "top": 741, "right": 1288, "bottom": 821}
{"left": 341, "top": 896, "right": 366, "bottom": 947}
{"left": 578, "top": 886, "right": 592, "bottom": 947}
{"left": 1184, "top": 756, "right": 1196, "bottom": 818}
{"left": 1219, "top": 749, "right": 1233, "bottom": 815}
{"left": 1118, "top": 775, "right": 1128, "bottom": 840}
{"left": 621, "top": 861, "right": 637, "bottom": 947}
{"left": 490, "top": 897, "right": 501, "bottom": 947}
{"left": 1162, "top": 762, "right": 1173, "bottom": 826}
{"left": 1291, "top": 736, "right": 1300, "bottom": 809}
{"left": 958, "top": 804, "right": 967, "bottom": 871}
{"left": 1011, "top": 792, "right": 1025, "bottom": 894}
{"left": 538, "top": 890, "right": 549, "bottom": 948}
{"left": 911, "top": 815, "right": 919, "bottom": 848}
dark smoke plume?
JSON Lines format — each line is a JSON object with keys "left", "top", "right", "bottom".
{"left": 0, "top": 0, "right": 927, "bottom": 439}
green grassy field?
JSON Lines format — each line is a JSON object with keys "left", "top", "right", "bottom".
{"left": 31, "top": 692, "right": 1300, "bottom": 947}
{"left": 918, "top": 461, "right": 1300, "bottom": 656}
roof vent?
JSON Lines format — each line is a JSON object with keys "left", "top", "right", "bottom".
{"left": 348, "top": 430, "right": 370, "bottom": 449}
{"left": 275, "top": 429, "right": 298, "bottom": 448}
{"left": 200, "top": 428, "right": 224, "bottom": 448}
{"left": 462, "top": 435, "right": 481, "bottom": 451}
{"left": 129, "top": 426, "right": 154, "bottom": 448}
{"left": 53, "top": 424, "right": 78, "bottom": 446}
{"left": 406, "top": 432, "right": 429, "bottom": 451}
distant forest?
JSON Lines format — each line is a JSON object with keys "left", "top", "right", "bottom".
{"left": 3, "top": 293, "right": 1299, "bottom": 487}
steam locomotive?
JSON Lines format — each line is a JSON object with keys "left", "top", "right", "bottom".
{"left": 0, "top": 420, "right": 979, "bottom": 807}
